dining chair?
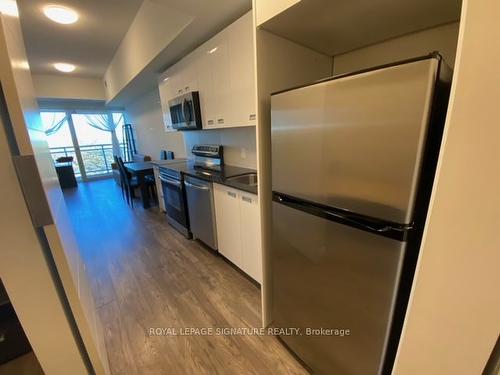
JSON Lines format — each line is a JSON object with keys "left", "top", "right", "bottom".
{"left": 114, "top": 155, "right": 125, "bottom": 200}
{"left": 116, "top": 156, "right": 139, "bottom": 207}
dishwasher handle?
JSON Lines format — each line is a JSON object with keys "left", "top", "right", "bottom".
{"left": 184, "top": 180, "right": 210, "bottom": 191}
{"left": 159, "top": 175, "right": 181, "bottom": 187}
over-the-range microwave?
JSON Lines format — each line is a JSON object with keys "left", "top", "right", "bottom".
{"left": 168, "top": 91, "right": 203, "bottom": 130}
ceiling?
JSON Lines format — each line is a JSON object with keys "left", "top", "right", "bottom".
{"left": 17, "top": 0, "right": 252, "bottom": 105}
{"left": 261, "top": 0, "right": 462, "bottom": 56}
{"left": 18, "top": 0, "right": 142, "bottom": 78}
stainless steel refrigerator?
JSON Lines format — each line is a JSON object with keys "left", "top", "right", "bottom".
{"left": 271, "top": 54, "right": 451, "bottom": 375}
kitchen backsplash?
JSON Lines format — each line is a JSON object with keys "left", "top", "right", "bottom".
{"left": 183, "top": 126, "right": 257, "bottom": 169}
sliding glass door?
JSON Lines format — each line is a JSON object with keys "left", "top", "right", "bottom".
{"left": 41, "top": 110, "right": 125, "bottom": 181}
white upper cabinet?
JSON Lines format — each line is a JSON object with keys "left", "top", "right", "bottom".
{"left": 211, "top": 33, "right": 231, "bottom": 128}
{"left": 158, "top": 10, "right": 256, "bottom": 131}
{"left": 196, "top": 44, "right": 217, "bottom": 128}
{"left": 227, "top": 11, "right": 256, "bottom": 127}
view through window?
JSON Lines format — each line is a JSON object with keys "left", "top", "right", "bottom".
{"left": 41, "top": 110, "right": 126, "bottom": 180}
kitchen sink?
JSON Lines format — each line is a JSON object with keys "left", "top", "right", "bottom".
{"left": 226, "top": 173, "right": 258, "bottom": 187}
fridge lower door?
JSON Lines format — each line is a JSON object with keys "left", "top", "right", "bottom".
{"left": 272, "top": 201, "right": 405, "bottom": 375}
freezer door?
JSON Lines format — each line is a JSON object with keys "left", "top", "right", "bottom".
{"left": 271, "top": 58, "right": 439, "bottom": 224}
{"left": 272, "top": 201, "right": 405, "bottom": 375}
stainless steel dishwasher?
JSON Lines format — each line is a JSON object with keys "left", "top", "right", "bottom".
{"left": 184, "top": 175, "right": 218, "bottom": 250}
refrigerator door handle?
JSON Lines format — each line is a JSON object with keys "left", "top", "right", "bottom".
{"left": 274, "top": 192, "right": 413, "bottom": 241}
{"left": 324, "top": 210, "right": 392, "bottom": 233}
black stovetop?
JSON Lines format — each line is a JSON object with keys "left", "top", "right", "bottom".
{"left": 159, "top": 161, "right": 257, "bottom": 195}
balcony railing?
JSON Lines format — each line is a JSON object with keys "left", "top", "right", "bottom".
{"left": 49, "top": 143, "right": 127, "bottom": 178}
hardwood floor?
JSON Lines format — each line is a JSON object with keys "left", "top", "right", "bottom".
{"left": 63, "top": 178, "right": 307, "bottom": 375}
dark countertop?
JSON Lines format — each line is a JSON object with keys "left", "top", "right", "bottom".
{"left": 184, "top": 165, "right": 258, "bottom": 195}
{"left": 125, "top": 161, "right": 154, "bottom": 172}
{"left": 158, "top": 161, "right": 258, "bottom": 195}
{"left": 150, "top": 159, "right": 188, "bottom": 166}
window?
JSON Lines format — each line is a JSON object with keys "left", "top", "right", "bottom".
{"left": 41, "top": 110, "right": 126, "bottom": 180}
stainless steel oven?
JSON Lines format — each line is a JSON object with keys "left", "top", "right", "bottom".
{"left": 158, "top": 167, "right": 191, "bottom": 238}
{"left": 168, "top": 91, "right": 203, "bottom": 130}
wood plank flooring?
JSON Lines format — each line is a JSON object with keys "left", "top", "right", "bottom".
{"left": 63, "top": 178, "right": 307, "bottom": 375}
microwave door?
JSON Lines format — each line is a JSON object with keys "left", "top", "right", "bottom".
{"left": 170, "top": 101, "right": 186, "bottom": 129}
{"left": 183, "top": 98, "right": 194, "bottom": 126}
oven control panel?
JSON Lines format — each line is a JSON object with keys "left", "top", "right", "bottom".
{"left": 192, "top": 144, "right": 223, "bottom": 160}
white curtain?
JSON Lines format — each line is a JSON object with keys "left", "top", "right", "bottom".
{"left": 44, "top": 113, "right": 67, "bottom": 135}
{"left": 85, "top": 114, "right": 122, "bottom": 157}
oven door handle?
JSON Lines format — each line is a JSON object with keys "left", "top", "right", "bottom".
{"left": 184, "top": 181, "right": 210, "bottom": 191}
{"left": 159, "top": 175, "right": 181, "bottom": 188}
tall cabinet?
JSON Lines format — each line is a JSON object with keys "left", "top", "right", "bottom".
{"left": 158, "top": 11, "right": 256, "bottom": 130}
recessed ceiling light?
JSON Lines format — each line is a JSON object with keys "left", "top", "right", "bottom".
{"left": 163, "top": 77, "right": 169, "bottom": 82}
{"left": 54, "top": 63, "right": 75, "bottom": 73}
{"left": 43, "top": 5, "right": 78, "bottom": 24}
{"left": 208, "top": 47, "right": 218, "bottom": 54}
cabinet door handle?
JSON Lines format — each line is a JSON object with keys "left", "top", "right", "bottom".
{"left": 227, "top": 191, "right": 236, "bottom": 198}
{"left": 207, "top": 120, "right": 214, "bottom": 125}
{"left": 249, "top": 114, "right": 256, "bottom": 121}
{"left": 242, "top": 196, "right": 252, "bottom": 203}
{"left": 217, "top": 119, "right": 224, "bottom": 124}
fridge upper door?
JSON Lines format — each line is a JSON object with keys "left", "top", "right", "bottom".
{"left": 272, "top": 200, "right": 405, "bottom": 375}
{"left": 271, "top": 58, "right": 439, "bottom": 224}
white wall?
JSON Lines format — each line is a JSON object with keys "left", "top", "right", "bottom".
{"left": 184, "top": 127, "right": 257, "bottom": 169}
{"left": 393, "top": 0, "right": 500, "bottom": 373}
{"left": 254, "top": 27, "right": 334, "bottom": 325}
{"left": 125, "top": 88, "right": 186, "bottom": 160}
{"left": 32, "top": 74, "right": 106, "bottom": 101}
{"left": 104, "top": 2, "right": 192, "bottom": 102}
{"left": 333, "top": 22, "right": 460, "bottom": 74}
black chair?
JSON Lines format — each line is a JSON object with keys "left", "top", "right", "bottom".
{"left": 113, "top": 155, "right": 125, "bottom": 199}
{"left": 116, "top": 156, "right": 157, "bottom": 208}
{"left": 116, "top": 156, "right": 140, "bottom": 207}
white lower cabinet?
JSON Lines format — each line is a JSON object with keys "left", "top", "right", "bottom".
{"left": 239, "top": 192, "right": 262, "bottom": 283}
{"left": 214, "top": 184, "right": 242, "bottom": 266}
{"left": 214, "top": 183, "right": 262, "bottom": 283}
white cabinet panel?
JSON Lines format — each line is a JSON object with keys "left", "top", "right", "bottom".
{"left": 210, "top": 33, "right": 231, "bottom": 127}
{"left": 228, "top": 12, "right": 257, "bottom": 127}
{"left": 197, "top": 40, "right": 217, "bottom": 128}
{"left": 214, "top": 184, "right": 242, "bottom": 266}
{"left": 158, "top": 78, "right": 174, "bottom": 131}
{"left": 240, "top": 192, "right": 262, "bottom": 283}
{"left": 214, "top": 184, "right": 262, "bottom": 283}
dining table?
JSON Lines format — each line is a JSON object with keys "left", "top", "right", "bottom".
{"left": 125, "top": 161, "right": 155, "bottom": 209}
